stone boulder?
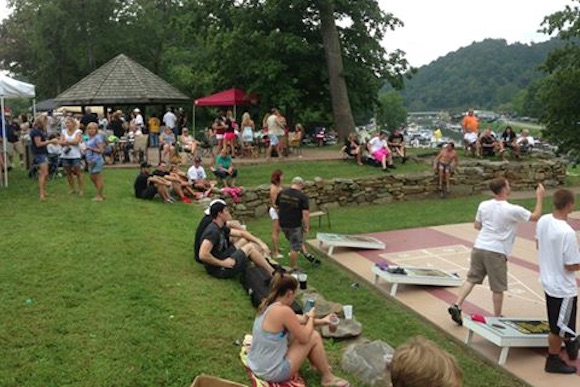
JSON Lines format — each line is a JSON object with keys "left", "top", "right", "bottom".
{"left": 321, "top": 318, "right": 363, "bottom": 339}
{"left": 341, "top": 339, "right": 394, "bottom": 387}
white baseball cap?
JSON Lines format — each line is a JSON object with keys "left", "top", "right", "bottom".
{"left": 204, "top": 199, "right": 227, "bottom": 215}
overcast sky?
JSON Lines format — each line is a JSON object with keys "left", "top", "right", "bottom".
{"left": 0, "top": 0, "right": 573, "bottom": 67}
{"left": 379, "top": 0, "right": 573, "bottom": 67}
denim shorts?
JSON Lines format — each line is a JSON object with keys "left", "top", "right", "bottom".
{"left": 33, "top": 154, "right": 48, "bottom": 165}
{"left": 282, "top": 227, "right": 303, "bottom": 252}
{"left": 88, "top": 157, "right": 104, "bottom": 174}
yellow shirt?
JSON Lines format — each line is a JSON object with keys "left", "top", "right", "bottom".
{"left": 148, "top": 117, "right": 160, "bottom": 133}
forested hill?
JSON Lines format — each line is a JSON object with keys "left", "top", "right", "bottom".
{"left": 397, "top": 38, "right": 564, "bottom": 112}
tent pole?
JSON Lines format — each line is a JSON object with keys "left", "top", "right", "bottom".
{"left": 33, "top": 98, "right": 36, "bottom": 117}
{"left": 192, "top": 102, "right": 196, "bottom": 139}
{"left": 1, "top": 96, "right": 8, "bottom": 187}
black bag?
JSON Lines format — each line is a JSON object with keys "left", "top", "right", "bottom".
{"left": 241, "top": 264, "right": 303, "bottom": 314}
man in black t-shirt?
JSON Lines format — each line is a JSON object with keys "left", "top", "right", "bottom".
{"left": 276, "top": 176, "right": 310, "bottom": 270}
{"left": 199, "top": 201, "right": 275, "bottom": 279}
{"left": 133, "top": 162, "right": 172, "bottom": 201}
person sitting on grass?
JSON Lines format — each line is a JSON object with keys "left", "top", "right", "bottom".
{"left": 387, "top": 129, "right": 407, "bottom": 163}
{"left": 390, "top": 336, "right": 463, "bottom": 387}
{"left": 433, "top": 143, "right": 459, "bottom": 196}
{"left": 341, "top": 133, "right": 363, "bottom": 165}
{"left": 152, "top": 161, "right": 192, "bottom": 203}
{"left": 367, "top": 131, "right": 394, "bottom": 171}
{"left": 198, "top": 201, "right": 275, "bottom": 279}
{"left": 212, "top": 148, "right": 238, "bottom": 187}
{"left": 187, "top": 156, "right": 215, "bottom": 195}
{"left": 247, "top": 273, "right": 349, "bottom": 386}
{"left": 133, "top": 162, "right": 174, "bottom": 202}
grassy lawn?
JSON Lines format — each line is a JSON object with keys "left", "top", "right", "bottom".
{"left": 1, "top": 160, "right": 562, "bottom": 386}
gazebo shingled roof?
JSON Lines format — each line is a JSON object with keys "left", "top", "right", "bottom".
{"left": 53, "top": 54, "right": 189, "bottom": 106}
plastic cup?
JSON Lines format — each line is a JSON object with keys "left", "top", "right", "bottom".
{"left": 329, "top": 315, "right": 340, "bottom": 333}
{"left": 343, "top": 305, "right": 353, "bottom": 320}
{"left": 298, "top": 273, "right": 308, "bottom": 290}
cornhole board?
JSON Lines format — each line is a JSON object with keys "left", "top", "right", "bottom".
{"left": 464, "top": 316, "right": 549, "bottom": 365}
{"left": 316, "top": 233, "right": 385, "bottom": 256}
{"left": 372, "top": 265, "right": 462, "bottom": 297}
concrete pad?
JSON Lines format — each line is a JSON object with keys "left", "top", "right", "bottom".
{"left": 307, "top": 222, "right": 580, "bottom": 386}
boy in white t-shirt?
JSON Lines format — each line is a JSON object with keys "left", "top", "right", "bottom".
{"left": 187, "top": 156, "right": 214, "bottom": 195}
{"left": 448, "top": 178, "right": 545, "bottom": 325}
{"left": 536, "top": 189, "right": 580, "bottom": 374}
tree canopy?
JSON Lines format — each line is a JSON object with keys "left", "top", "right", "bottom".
{"left": 0, "top": 0, "right": 411, "bottom": 135}
{"left": 533, "top": 0, "right": 580, "bottom": 153}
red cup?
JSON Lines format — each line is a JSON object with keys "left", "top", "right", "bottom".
{"left": 471, "top": 313, "right": 486, "bottom": 323}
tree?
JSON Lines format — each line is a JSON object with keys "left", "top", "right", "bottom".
{"left": 536, "top": 0, "right": 580, "bottom": 152}
{"left": 376, "top": 91, "right": 407, "bottom": 131}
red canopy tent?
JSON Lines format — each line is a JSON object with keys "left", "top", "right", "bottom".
{"left": 193, "top": 88, "right": 257, "bottom": 133}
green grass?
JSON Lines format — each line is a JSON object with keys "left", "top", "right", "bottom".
{"left": 1, "top": 162, "right": 564, "bottom": 386}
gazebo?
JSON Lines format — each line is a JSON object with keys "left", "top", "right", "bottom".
{"left": 54, "top": 54, "right": 190, "bottom": 106}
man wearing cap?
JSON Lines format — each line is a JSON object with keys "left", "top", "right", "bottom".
{"left": 187, "top": 156, "right": 213, "bottom": 192}
{"left": 194, "top": 199, "right": 272, "bottom": 263}
{"left": 133, "top": 108, "right": 144, "bottom": 131}
{"left": 276, "top": 177, "right": 310, "bottom": 270}
{"left": 133, "top": 162, "right": 173, "bottom": 202}
{"left": 198, "top": 201, "right": 275, "bottom": 279}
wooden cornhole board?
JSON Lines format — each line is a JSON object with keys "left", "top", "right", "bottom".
{"left": 464, "top": 316, "right": 549, "bottom": 365}
{"left": 371, "top": 265, "right": 462, "bottom": 297}
{"left": 316, "top": 232, "right": 385, "bottom": 256}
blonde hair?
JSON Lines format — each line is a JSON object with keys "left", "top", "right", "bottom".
{"left": 33, "top": 114, "right": 48, "bottom": 130}
{"left": 257, "top": 273, "right": 298, "bottom": 314}
{"left": 242, "top": 112, "right": 252, "bottom": 126}
{"left": 390, "top": 336, "right": 463, "bottom": 387}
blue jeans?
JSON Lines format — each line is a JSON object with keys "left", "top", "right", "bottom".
{"left": 149, "top": 133, "right": 159, "bottom": 148}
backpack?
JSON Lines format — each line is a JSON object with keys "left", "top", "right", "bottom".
{"left": 241, "top": 264, "right": 303, "bottom": 314}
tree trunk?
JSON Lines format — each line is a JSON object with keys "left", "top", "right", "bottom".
{"left": 318, "top": 0, "right": 356, "bottom": 140}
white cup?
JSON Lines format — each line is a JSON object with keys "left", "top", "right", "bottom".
{"left": 343, "top": 305, "right": 353, "bottom": 320}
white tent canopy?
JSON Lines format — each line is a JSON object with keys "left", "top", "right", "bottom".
{"left": 1, "top": 73, "right": 36, "bottom": 187}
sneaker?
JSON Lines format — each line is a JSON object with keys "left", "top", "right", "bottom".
{"left": 388, "top": 164, "right": 397, "bottom": 169}
{"left": 545, "top": 354, "right": 577, "bottom": 374}
{"left": 448, "top": 304, "right": 463, "bottom": 326}
{"left": 565, "top": 337, "right": 580, "bottom": 360}
{"left": 275, "top": 253, "right": 284, "bottom": 259}
{"left": 180, "top": 196, "right": 192, "bottom": 204}
{"left": 303, "top": 253, "right": 321, "bottom": 266}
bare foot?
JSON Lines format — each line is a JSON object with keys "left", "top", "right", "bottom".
{"left": 92, "top": 196, "right": 104, "bottom": 201}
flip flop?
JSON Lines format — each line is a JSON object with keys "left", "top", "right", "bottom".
{"left": 321, "top": 376, "right": 350, "bottom": 387}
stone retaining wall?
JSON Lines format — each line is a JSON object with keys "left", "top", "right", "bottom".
{"left": 226, "top": 159, "right": 566, "bottom": 219}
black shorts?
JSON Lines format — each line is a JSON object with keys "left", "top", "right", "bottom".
{"left": 139, "top": 185, "right": 158, "bottom": 200}
{"left": 205, "top": 249, "right": 248, "bottom": 279}
{"left": 546, "top": 293, "right": 577, "bottom": 338}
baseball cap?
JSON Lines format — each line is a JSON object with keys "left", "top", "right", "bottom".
{"left": 140, "top": 162, "right": 151, "bottom": 168}
{"left": 133, "top": 108, "right": 140, "bottom": 113}
{"left": 204, "top": 199, "right": 227, "bottom": 215}
{"left": 291, "top": 176, "right": 304, "bottom": 185}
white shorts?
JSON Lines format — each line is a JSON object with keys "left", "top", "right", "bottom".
{"left": 216, "top": 134, "right": 224, "bottom": 140}
{"left": 269, "top": 207, "right": 279, "bottom": 220}
{"left": 464, "top": 132, "right": 477, "bottom": 144}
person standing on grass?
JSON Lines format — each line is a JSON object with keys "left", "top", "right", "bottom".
{"left": 30, "top": 114, "right": 59, "bottom": 201}
{"left": 276, "top": 176, "right": 310, "bottom": 271}
{"left": 536, "top": 189, "right": 580, "bottom": 374}
{"left": 447, "top": 178, "right": 544, "bottom": 325}
{"left": 269, "top": 169, "right": 284, "bottom": 259}
{"left": 60, "top": 116, "right": 84, "bottom": 196}
{"left": 84, "top": 122, "right": 105, "bottom": 201}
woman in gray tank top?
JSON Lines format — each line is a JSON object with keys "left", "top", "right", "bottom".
{"left": 247, "top": 274, "right": 350, "bottom": 386}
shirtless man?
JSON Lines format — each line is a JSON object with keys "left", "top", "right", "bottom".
{"left": 434, "top": 143, "right": 459, "bottom": 197}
